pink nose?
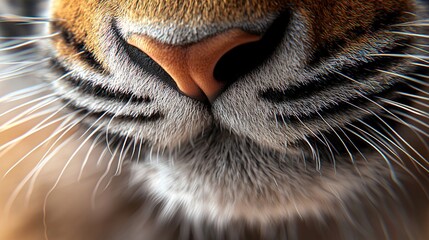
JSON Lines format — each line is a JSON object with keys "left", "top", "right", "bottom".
{"left": 128, "top": 29, "right": 261, "bottom": 102}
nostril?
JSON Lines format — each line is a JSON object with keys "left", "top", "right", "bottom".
{"left": 213, "top": 11, "right": 291, "bottom": 87}
{"left": 122, "top": 39, "right": 178, "bottom": 90}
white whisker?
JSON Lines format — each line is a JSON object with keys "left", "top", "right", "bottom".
{"left": 389, "top": 110, "right": 429, "bottom": 138}
{"left": 0, "top": 39, "right": 38, "bottom": 52}
{"left": 23, "top": 114, "right": 89, "bottom": 204}
{"left": 358, "top": 95, "right": 429, "bottom": 167}
{"left": 345, "top": 125, "right": 399, "bottom": 181}
{"left": 380, "top": 98, "right": 429, "bottom": 119}
{"left": 378, "top": 69, "right": 429, "bottom": 87}
{"left": 0, "top": 98, "right": 76, "bottom": 154}
{"left": 92, "top": 144, "right": 120, "bottom": 208}
{"left": 4, "top": 114, "right": 81, "bottom": 213}
{"left": 103, "top": 140, "right": 133, "bottom": 192}
{"left": 317, "top": 131, "right": 336, "bottom": 171}
{"left": 0, "top": 83, "right": 49, "bottom": 103}
{"left": 0, "top": 107, "right": 59, "bottom": 132}
{"left": 0, "top": 96, "right": 59, "bottom": 129}
{"left": 397, "top": 91, "right": 429, "bottom": 101}
{"left": 0, "top": 32, "right": 60, "bottom": 40}
{"left": 136, "top": 137, "right": 144, "bottom": 164}
{"left": 0, "top": 58, "right": 53, "bottom": 79}
{"left": 369, "top": 53, "right": 429, "bottom": 60}
{"left": 389, "top": 31, "right": 429, "bottom": 39}
{"left": 0, "top": 15, "right": 59, "bottom": 23}
{"left": 115, "top": 132, "right": 131, "bottom": 176}
{"left": 78, "top": 131, "right": 104, "bottom": 181}
{"left": 1, "top": 111, "right": 83, "bottom": 177}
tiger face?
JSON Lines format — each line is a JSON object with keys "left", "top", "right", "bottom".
{"left": 1, "top": 0, "right": 429, "bottom": 239}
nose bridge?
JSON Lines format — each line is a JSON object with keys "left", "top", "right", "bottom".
{"left": 128, "top": 29, "right": 261, "bottom": 102}
{"left": 116, "top": 0, "right": 280, "bottom": 44}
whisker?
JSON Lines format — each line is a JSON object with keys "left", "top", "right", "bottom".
{"left": 0, "top": 96, "right": 59, "bottom": 130}
{"left": 347, "top": 123, "right": 429, "bottom": 198}
{"left": 114, "top": 131, "right": 132, "bottom": 177}
{"left": 378, "top": 117, "right": 429, "bottom": 172}
{"left": 47, "top": 122, "right": 104, "bottom": 189}
{"left": 389, "top": 110, "right": 429, "bottom": 138}
{"left": 0, "top": 83, "right": 49, "bottom": 103}
{"left": 403, "top": 43, "right": 429, "bottom": 55}
{"left": 136, "top": 137, "right": 144, "bottom": 163}
{"left": 2, "top": 111, "right": 83, "bottom": 177}
{"left": 42, "top": 126, "right": 95, "bottom": 240}
{"left": 358, "top": 94, "right": 429, "bottom": 167}
{"left": 388, "top": 31, "right": 429, "bottom": 39}
{"left": 24, "top": 113, "right": 89, "bottom": 204}
{"left": 96, "top": 142, "right": 111, "bottom": 166}
{"left": 0, "top": 107, "right": 59, "bottom": 132}
{"left": 317, "top": 112, "right": 355, "bottom": 165}
{"left": 357, "top": 119, "right": 412, "bottom": 166}
{"left": 411, "top": 98, "right": 429, "bottom": 109}
{"left": 78, "top": 131, "right": 104, "bottom": 181}
{"left": 316, "top": 130, "right": 336, "bottom": 171}
{"left": 0, "top": 57, "right": 52, "bottom": 77}
{"left": 397, "top": 91, "right": 429, "bottom": 101}
{"left": 0, "top": 98, "right": 75, "bottom": 154}
{"left": 380, "top": 98, "right": 429, "bottom": 119}
{"left": 104, "top": 98, "right": 134, "bottom": 154}
{"left": 0, "top": 59, "right": 51, "bottom": 65}
{"left": 79, "top": 111, "right": 108, "bottom": 139}
{"left": 345, "top": 125, "right": 399, "bottom": 181}
{"left": 378, "top": 69, "right": 429, "bottom": 87}
{"left": 294, "top": 114, "right": 329, "bottom": 147}
{"left": 0, "top": 66, "right": 53, "bottom": 82}
{"left": 337, "top": 125, "right": 369, "bottom": 163}
{"left": 412, "top": 43, "right": 429, "bottom": 49}
{"left": 368, "top": 53, "right": 429, "bottom": 60}
{"left": 92, "top": 144, "right": 120, "bottom": 208}
{"left": 0, "top": 39, "right": 38, "bottom": 52}
{"left": 0, "top": 84, "right": 76, "bottom": 130}
{"left": 4, "top": 114, "right": 81, "bottom": 213}
{"left": 0, "top": 15, "right": 59, "bottom": 23}
{"left": 392, "top": 23, "right": 429, "bottom": 27}
{"left": 0, "top": 32, "right": 60, "bottom": 40}
{"left": 107, "top": 141, "right": 133, "bottom": 193}
{"left": 333, "top": 70, "right": 371, "bottom": 87}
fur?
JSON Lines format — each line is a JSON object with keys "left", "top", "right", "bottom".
{"left": 1, "top": 0, "right": 429, "bottom": 239}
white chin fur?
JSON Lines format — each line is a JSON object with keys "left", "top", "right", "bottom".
{"left": 127, "top": 134, "right": 395, "bottom": 228}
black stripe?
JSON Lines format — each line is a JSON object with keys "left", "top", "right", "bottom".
{"left": 259, "top": 41, "right": 410, "bottom": 103}
{"left": 66, "top": 75, "right": 151, "bottom": 104}
{"left": 273, "top": 81, "right": 410, "bottom": 125}
{"left": 65, "top": 101, "right": 163, "bottom": 123}
{"left": 50, "top": 57, "right": 151, "bottom": 104}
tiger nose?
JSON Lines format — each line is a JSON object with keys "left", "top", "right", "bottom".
{"left": 127, "top": 29, "right": 261, "bottom": 102}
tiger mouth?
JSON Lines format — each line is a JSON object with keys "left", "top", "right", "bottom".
{"left": 48, "top": 7, "right": 424, "bottom": 163}
{"left": 50, "top": 52, "right": 421, "bottom": 157}
{"left": 20, "top": 2, "right": 428, "bottom": 226}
